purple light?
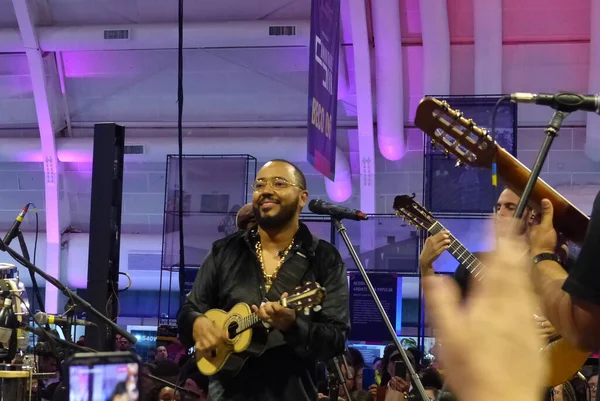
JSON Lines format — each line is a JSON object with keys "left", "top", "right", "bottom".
{"left": 378, "top": 134, "right": 407, "bottom": 161}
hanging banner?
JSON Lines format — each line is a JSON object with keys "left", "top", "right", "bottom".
{"left": 307, "top": 0, "right": 341, "bottom": 181}
{"left": 348, "top": 273, "right": 400, "bottom": 343}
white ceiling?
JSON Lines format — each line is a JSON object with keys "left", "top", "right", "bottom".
{"left": 0, "top": 0, "right": 311, "bottom": 27}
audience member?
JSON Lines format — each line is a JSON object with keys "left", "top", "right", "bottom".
{"left": 155, "top": 346, "right": 168, "bottom": 362}
{"left": 423, "top": 235, "right": 546, "bottom": 401}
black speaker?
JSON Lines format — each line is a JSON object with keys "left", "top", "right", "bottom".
{"left": 85, "top": 123, "right": 125, "bottom": 351}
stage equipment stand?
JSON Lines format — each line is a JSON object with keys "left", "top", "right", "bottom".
{"left": 334, "top": 219, "right": 429, "bottom": 401}
{"left": 513, "top": 111, "right": 569, "bottom": 220}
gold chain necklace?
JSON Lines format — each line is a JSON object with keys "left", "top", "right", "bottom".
{"left": 255, "top": 239, "right": 294, "bottom": 292}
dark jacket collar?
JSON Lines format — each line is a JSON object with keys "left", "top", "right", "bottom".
{"left": 243, "top": 222, "right": 320, "bottom": 256}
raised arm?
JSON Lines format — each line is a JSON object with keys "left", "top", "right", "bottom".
{"left": 529, "top": 199, "right": 600, "bottom": 350}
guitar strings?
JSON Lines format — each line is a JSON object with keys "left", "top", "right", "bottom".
{"left": 429, "top": 221, "right": 486, "bottom": 281}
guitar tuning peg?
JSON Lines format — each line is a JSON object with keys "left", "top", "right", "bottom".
{"left": 454, "top": 110, "right": 463, "bottom": 119}
{"left": 303, "top": 308, "right": 310, "bottom": 316}
{"left": 467, "top": 119, "right": 476, "bottom": 127}
{"left": 313, "top": 305, "right": 322, "bottom": 312}
{"left": 430, "top": 138, "right": 436, "bottom": 144}
{"left": 455, "top": 160, "right": 463, "bottom": 168}
{"left": 444, "top": 150, "right": 450, "bottom": 158}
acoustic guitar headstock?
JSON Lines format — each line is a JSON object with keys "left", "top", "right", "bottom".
{"left": 392, "top": 194, "right": 436, "bottom": 233}
{"left": 414, "top": 97, "right": 497, "bottom": 167}
{"left": 283, "top": 282, "right": 326, "bottom": 316}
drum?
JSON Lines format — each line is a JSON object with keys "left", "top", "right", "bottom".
{"left": 0, "top": 364, "right": 32, "bottom": 401}
{"left": 0, "top": 264, "right": 17, "bottom": 280}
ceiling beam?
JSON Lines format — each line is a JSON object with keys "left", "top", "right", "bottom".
{"left": 11, "top": 0, "right": 67, "bottom": 313}
{"left": 347, "top": 0, "right": 377, "bottom": 252}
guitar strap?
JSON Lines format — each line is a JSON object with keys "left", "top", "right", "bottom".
{"left": 265, "top": 249, "right": 313, "bottom": 302}
{"left": 262, "top": 238, "right": 321, "bottom": 351}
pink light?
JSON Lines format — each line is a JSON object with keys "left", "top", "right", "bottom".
{"left": 378, "top": 133, "right": 407, "bottom": 161}
{"left": 56, "top": 150, "right": 93, "bottom": 163}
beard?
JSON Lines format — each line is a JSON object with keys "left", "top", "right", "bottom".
{"left": 253, "top": 197, "right": 299, "bottom": 230}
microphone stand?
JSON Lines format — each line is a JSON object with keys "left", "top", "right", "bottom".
{"left": 16, "top": 231, "right": 46, "bottom": 316}
{"left": 334, "top": 218, "right": 429, "bottom": 401}
{"left": 513, "top": 110, "right": 570, "bottom": 220}
{"left": 327, "top": 355, "right": 353, "bottom": 401}
{"left": 0, "top": 238, "right": 137, "bottom": 345}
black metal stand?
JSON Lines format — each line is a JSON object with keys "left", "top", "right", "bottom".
{"left": 16, "top": 231, "right": 45, "bottom": 315}
{"left": 0, "top": 238, "right": 137, "bottom": 345}
{"left": 514, "top": 111, "right": 570, "bottom": 220}
{"left": 327, "top": 355, "right": 353, "bottom": 401}
{"left": 333, "top": 219, "right": 428, "bottom": 401}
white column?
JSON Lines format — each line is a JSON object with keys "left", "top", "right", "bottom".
{"left": 419, "top": 0, "right": 451, "bottom": 96}
{"left": 372, "top": 0, "right": 406, "bottom": 160}
{"left": 585, "top": 0, "right": 600, "bottom": 161}
{"left": 473, "top": 0, "right": 503, "bottom": 94}
{"left": 348, "top": 0, "right": 376, "bottom": 256}
{"left": 12, "top": 0, "right": 68, "bottom": 313}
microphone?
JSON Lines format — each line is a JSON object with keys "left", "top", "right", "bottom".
{"left": 34, "top": 312, "right": 96, "bottom": 327}
{"left": 509, "top": 92, "right": 600, "bottom": 114}
{"left": 308, "top": 199, "right": 368, "bottom": 221}
{"left": 2, "top": 204, "right": 29, "bottom": 247}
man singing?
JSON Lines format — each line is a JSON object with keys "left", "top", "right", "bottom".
{"left": 177, "top": 159, "right": 350, "bottom": 401}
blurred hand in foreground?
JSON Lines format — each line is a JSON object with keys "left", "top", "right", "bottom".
{"left": 422, "top": 234, "right": 547, "bottom": 401}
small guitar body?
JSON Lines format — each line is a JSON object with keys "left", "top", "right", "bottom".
{"left": 196, "top": 282, "right": 325, "bottom": 376}
{"left": 197, "top": 303, "right": 269, "bottom": 376}
{"left": 393, "top": 194, "right": 590, "bottom": 387}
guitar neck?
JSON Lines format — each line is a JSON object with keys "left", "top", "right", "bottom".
{"left": 237, "top": 301, "right": 285, "bottom": 335}
{"left": 429, "top": 221, "right": 486, "bottom": 279}
{"left": 495, "top": 147, "right": 589, "bottom": 246}
{"left": 237, "top": 313, "right": 263, "bottom": 335}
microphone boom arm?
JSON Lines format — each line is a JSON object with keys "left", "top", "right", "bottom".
{"left": 0, "top": 238, "right": 137, "bottom": 345}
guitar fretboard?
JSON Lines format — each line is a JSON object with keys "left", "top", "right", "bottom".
{"left": 429, "top": 221, "right": 486, "bottom": 281}
{"left": 238, "top": 313, "right": 262, "bottom": 334}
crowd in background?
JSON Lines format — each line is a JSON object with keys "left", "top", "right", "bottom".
{"left": 314, "top": 344, "right": 598, "bottom": 401}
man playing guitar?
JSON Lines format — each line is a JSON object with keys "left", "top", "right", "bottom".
{"left": 177, "top": 159, "right": 350, "bottom": 401}
{"left": 418, "top": 187, "right": 564, "bottom": 339}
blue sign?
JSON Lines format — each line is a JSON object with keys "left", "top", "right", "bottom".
{"left": 307, "top": 0, "right": 341, "bottom": 181}
{"left": 349, "top": 273, "right": 399, "bottom": 343}
{"left": 183, "top": 268, "right": 199, "bottom": 294}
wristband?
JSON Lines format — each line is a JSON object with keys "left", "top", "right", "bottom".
{"left": 533, "top": 253, "right": 560, "bottom": 265}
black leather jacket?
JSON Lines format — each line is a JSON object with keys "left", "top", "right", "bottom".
{"left": 177, "top": 223, "right": 350, "bottom": 401}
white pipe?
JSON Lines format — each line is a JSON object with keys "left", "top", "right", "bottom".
{"left": 419, "top": 0, "right": 451, "bottom": 96}
{"left": 372, "top": 0, "right": 406, "bottom": 160}
{"left": 473, "top": 0, "right": 502, "bottom": 94}
{"left": 585, "top": 0, "right": 600, "bottom": 161}
{"left": 0, "top": 136, "right": 352, "bottom": 202}
{"left": 0, "top": 21, "right": 310, "bottom": 52}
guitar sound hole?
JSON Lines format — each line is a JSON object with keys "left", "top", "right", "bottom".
{"left": 227, "top": 321, "right": 239, "bottom": 339}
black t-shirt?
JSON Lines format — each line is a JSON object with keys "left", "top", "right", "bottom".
{"left": 562, "top": 191, "right": 600, "bottom": 401}
{"left": 563, "top": 191, "right": 600, "bottom": 305}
